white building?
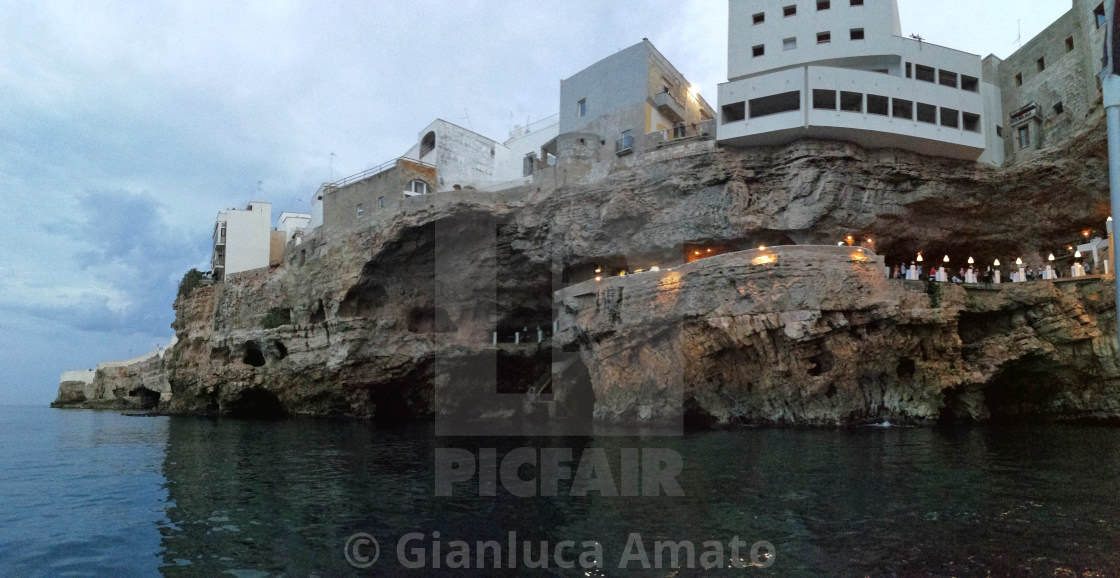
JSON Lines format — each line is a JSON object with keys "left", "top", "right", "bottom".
{"left": 278, "top": 211, "right": 311, "bottom": 243}
{"left": 211, "top": 202, "right": 272, "bottom": 280}
{"left": 718, "top": 0, "right": 1001, "bottom": 164}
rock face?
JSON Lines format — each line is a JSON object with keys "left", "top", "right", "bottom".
{"left": 51, "top": 343, "right": 174, "bottom": 410}
{"left": 56, "top": 111, "right": 1120, "bottom": 425}
{"left": 556, "top": 246, "right": 1120, "bottom": 426}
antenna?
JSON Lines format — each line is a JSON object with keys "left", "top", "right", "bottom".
{"left": 460, "top": 108, "right": 472, "bottom": 130}
{"left": 1014, "top": 19, "right": 1022, "bottom": 49}
{"left": 910, "top": 33, "right": 924, "bottom": 49}
{"left": 330, "top": 152, "right": 336, "bottom": 182}
{"left": 257, "top": 180, "right": 263, "bottom": 193}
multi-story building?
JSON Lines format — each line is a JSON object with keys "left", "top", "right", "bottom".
{"left": 992, "top": 0, "right": 1107, "bottom": 164}
{"left": 278, "top": 212, "right": 311, "bottom": 243}
{"left": 211, "top": 202, "right": 272, "bottom": 280}
{"left": 718, "top": 0, "right": 1002, "bottom": 165}
{"left": 318, "top": 158, "right": 436, "bottom": 239}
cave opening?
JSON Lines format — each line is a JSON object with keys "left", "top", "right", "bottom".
{"left": 134, "top": 387, "right": 160, "bottom": 410}
{"left": 271, "top": 340, "right": 288, "bottom": 360}
{"left": 243, "top": 341, "right": 266, "bottom": 367}
{"left": 310, "top": 299, "right": 326, "bottom": 324}
{"left": 407, "top": 306, "right": 457, "bottom": 333}
{"left": 225, "top": 388, "right": 287, "bottom": 419}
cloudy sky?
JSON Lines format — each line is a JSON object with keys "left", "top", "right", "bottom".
{"left": 0, "top": 0, "right": 1074, "bottom": 405}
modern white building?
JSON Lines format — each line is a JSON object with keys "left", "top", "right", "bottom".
{"left": 718, "top": 0, "right": 1001, "bottom": 164}
{"left": 211, "top": 202, "right": 272, "bottom": 280}
{"left": 278, "top": 211, "right": 311, "bottom": 243}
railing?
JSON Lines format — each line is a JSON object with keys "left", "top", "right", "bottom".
{"left": 1010, "top": 103, "right": 1040, "bottom": 125}
{"left": 327, "top": 157, "right": 435, "bottom": 191}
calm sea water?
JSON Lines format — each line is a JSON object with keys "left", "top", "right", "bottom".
{"left": 1, "top": 405, "right": 1118, "bottom": 576}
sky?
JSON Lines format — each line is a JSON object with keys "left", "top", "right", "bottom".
{"left": 0, "top": 0, "right": 1075, "bottom": 405}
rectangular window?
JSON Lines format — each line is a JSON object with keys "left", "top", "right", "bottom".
{"left": 938, "top": 69, "right": 958, "bottom": 88}
{"left": 817, "top": 0, "right": 830, "bottom": 10}
{"left": 1037, "top": 57, "right": 1045, "bottom": 72}
{"left": 962, "top": 112, "right": 981, "bottom": 132}
{"left": 892, "top": 98, "right": 913, "bottom": 119}
{"left": 783, "top": 5, "right": 797, "bottom": 17}
{"left": 915, "top": 64, "right": 935, "bottom": 83}
{"left": 753, "top": 12, "right": 765, "bottom": 24}
{"left": 916, "top": 102, "right": 937, "bottom": 123}
{"left": 356, "top": 204, "right": 364, "bottom": 217}
{"left": 813, "top": 89, "right": 837, "bottom": 110}
{"left": 996, "top": 125, "right": 1003, "bottom": 137}
{"left": 783, "top": 37, "right": 797, "bottom": 50}
{"left": 1054, "top": 101, "right": 1064, "bottom": 114}
{"left": 721, "top": 101, "right": 746, "bottom": 123}
{"left": 850, "top": 0, "right": 864, "bottom": 5}
{"left": 749, "top": 91, "right": 801, "bottom": 118}
{"left": 940, "top": 107, "right": 959, "bottom": 128}
{"left": 961, "top": 75, "right": 979, "bottom": 92}
{"left": 1096, "top": 4, "right": 1106, "bottom": 28}
{"left": 840, "top": 91, "right": 862, "bottom": 112}
{"left": 1019, "top": 125, "right": 1030, "bottom": 149}
{"left": 817, "top": 31, "right": 831, "bottom": 44}
{"left": 377, "top": 196, "right": 385, "bottom": 208}
{"left": 753, "top": 44, "right": 765, "bottom": 57}
{"left": 850, "top": 28, "right": 865, "bottom": 40}
{"left": 867, "top": 94, "right": 889, "bottom": 116}
{"left": 578, "top": 99, "right": 586, "bottom": 117}
{"left": 1015, "top": 73, "right": 1023, "bottom": 87}
{"left": 905, "top": 62, "right": 912, "bottom": 78}
{"left": 1066, "top": 36, "right": 1075, "bottom": 52}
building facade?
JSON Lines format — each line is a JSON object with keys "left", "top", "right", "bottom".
{"left": 278, "top": 211, "right": 311, "bottom": 243}
{"left": 993, "top": 0, "right": 1106, "bottom": 164}
{"left": 319, "top": 158, "right": 436, "bottom": 238}
{"left": 718, "top": 0, "right": 999, "bottom": 164}
{"left": 211, "top": 202, "right": 272, "bottom": 280}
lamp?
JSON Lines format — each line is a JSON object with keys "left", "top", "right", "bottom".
{"left": 1016, "top": 257, "right": 1023, "bottom": 265}
{"left": 1048, "top": 254, "right": 1055, "bottom": 261}
{"left": 917, "top": 254, "right": 924, "bottom": 262}
{"left": 943, "top": 255, "right": 950, "bottom": 263}
{"left": 758, "top": 245, "right": 766, "bottom": 251}
{"left": 967, "top": 256, "right": 974, "bottom": 264}
{"left": 994, "top": 259, "right": 1001, "bottom": 267}
{"left": 1075, "top": 250, "right": 1082, "bottom": 258}
{"left": 651, "top": 266, "right": 660, "bottom": 272}
{"left": 838, "top": 242, "right": 845, "bottom": 246}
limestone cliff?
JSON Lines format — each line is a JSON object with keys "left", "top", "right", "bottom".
{"left": 56, "top": 112, "right": 1120, "bottom": 425}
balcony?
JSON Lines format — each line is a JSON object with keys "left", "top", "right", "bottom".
{"left": 653, "top": 91, "right": 686, "bottom": 122}
{"left": 1009, "top": 103, "right": 1040, "bottom": 126}
{"left": 615, "top": 134, "right": 634, "bottom": 156}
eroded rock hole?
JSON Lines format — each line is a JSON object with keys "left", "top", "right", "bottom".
{"left": 407, "top": 306, "right": 457, "bottom": 333}
{"left": 897, "top": 357, "right": 916, "bottom": 381}
{"left": 243, "top": 341, "right": 266, "bottom": 367}
{"left": 225, "top": 388, "right": 287, "bottom": 419}
{"left": 310, "top": 299, "right": 326, "bottom": 324}
{"left": 807, "top": 347, "right": 834, "bottom": 377}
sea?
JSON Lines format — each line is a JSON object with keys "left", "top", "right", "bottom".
{"left": 1, "top": 405, "right": 1118, "bottom": 576}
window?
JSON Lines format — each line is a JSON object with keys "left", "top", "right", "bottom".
{"left": 817, "top": 0, "right": 830, "bottom": 10}
{"left": 892, "top": 98, "right": 913, "bottom": 119}
{"left": 817, "top": 31, "right": 831, "bottom": 44}
{"left": 749, "top": 91, "right": 801, "bottom": 118}
{"left": 783, "top": 4, "right": 797, "bottom": 16}
{"left": 938, "top": 69, "right": 958, "bottom": 88}
{"left": 867, "top": 94, "right": 889, "bottom": 115}
{"left": 377, "top": 196, "right": 385, "bottom": 208}
{"left": 840, "top": 91, "right": 862, "bottom": 112}
{"left": 1054, "top": 101, "right": 1064, "bottom": 114}
{"left": 1096, "top": 4, "right": 1106, "bottom": 28}
{"left": 850, "top": 0, "right": 864, "bottom": 5}
{"left": 1015, "top": 73, "right": 1023, "bottom": 87}
{"left": 753, "top": 12, "right": 765, "bottom": 24}
{"left": 578, "top": 99, "right": 586, "bottom": 117}
{"left": 813, "top": 89, "right": 837, "bottom": 110}
{"left": 850, "top": 28, "right": 865, "bottom": 40}
{"left": 356, "top": 204, "right": 364, "bottom": 217}
{"left": 1018, "top": 125, "right": 1030, "bottom": 149}
{"left": 783, "top": 37, "right": 797, "bottom": 50}
{"left": 523, "top": 153, "right": 536, "bottom": 177}
{"left": 406, "top": 179, "right": 430, "bottom": 195}
{"left": 753, "top": 44, "right": 765, "bottom": 57}
{"left": 721, "top": 101, "right": 746, "bottom": 123}
{"left": 905, "top": 63, "right": 912, "bottom": 78}
{"left": 962, "top": 112, "right": 981, "bottom": 132}
{"left": 915, "top": 64, "right": 935, "bottom": 82}
{"left": 420, "top": 131, "right": 436, "bottom": 157}
{"left": 916, "top": 102, "right": 937, "bottom": 123}
{"left": 1037, "top": 57, "right": 1045, "bottom": 72}
{"left": 1066, "top": 36, "right": 1075, "bottom": 52}
{"left": 961, "top": 75, "right": 979, "bottom": 92}
{"left": 996, "top": 126, "right": 1003, "bottom": 137}
{"left": 940, "top": 107, "right": 959, "bottom": 128}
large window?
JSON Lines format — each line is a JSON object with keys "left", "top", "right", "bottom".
{"left": 938, "top": 70, "right": 958, "bottom": 88}
{"left": 915, "top": 64, "right": 935, "bottom": 83}
{"left": 840, "top": 91, "right": 862, "bottom": 112}
{"left": 892, "top": 98, "right": 913, "bottom": 120}
{"left": 916, "top": 102, "right": 937, "bottom": 124}
{"left": 722, "top": 101, "right": 746, "bottom": 123}
{"left": 962, "top": 112, "right": 981, "bottom": 132}
{"left": 1018, "top": 125, "right": 1030, "bottom": 149}
{"left": 420, "top": 131, "right": 436, "bottom": 157}
{"left": 961, "top": 75, "right": 979, "bottom": 92}
{"left": 940, "top": 107, "right": 959, "bottom": 128}
{"left": 577, "top": 99, "right": 587, "bottom": 117}
{"left": 867, "top": 94, "right": 889, "bottom": 116}
{"left": 813, "top": 89, "right": 837, "bottom": 110}
{"left": 749, "top": 91, "right": 801, "bottom": 118}
{"left": 406, "top": 179, "right": 431, "bottom": 195}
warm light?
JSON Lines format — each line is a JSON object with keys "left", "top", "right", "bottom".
{"left": 707, "top": 248, "right": 712, "bottom": 252}
{"left": 1083, "top": 230, "right": 1091, "bottom": 237}
{"left": 694, "top": 251, "right": 701, "bottom": 255}
{"left": 634, "top": 268, "right": 644, "bottom": 273}
{"left": 943, "top": 255, "right": 950, "bottom": 263}
{"left": 967, "top": 257, "right": 974, "bottom": 264}
{"left": 595, "top": 275, "right": 602, "bottom": 282}
{"left": 917, "top": 254, "right": 924, "bottom": 262}
{"left": 994, "top": 259, "right": 1001, "bottom": 266}
{"left": 619, "top": 270, "right": 627, "bottom": 276}
{"left": 1067, "top": 245, "right": 1073, "bottom": 251}
{"left": 838, "top": 242, "right": 845, "bottom": 246}
{"left": 1075, "top": 250, "right": 1082, "bottom": 258}
{"left": 1048, "top": 253, "right": 1055, "bottom": 261}
{"left": 651, "top": 266, "right": 660, "bottom": 272}
{"left": 758, "top": 245, "right": 766, "bottom": 251}
{"left": 866, "top": 238, "right": 872, "bottom": 243}
{"left": 1016, "top": 257, "right": 1023, "bottom": 265}
{"left": 688, "top": 84, "right": 699, "bottom": 98}
{"left": 594, "top": 266, "right": 601, "bottom": 273}
{"left": 751, "top": 254, "right": 778, "bottom": 265}
{"left": 850, "top": 250, "right": 869, "bottom": 262}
